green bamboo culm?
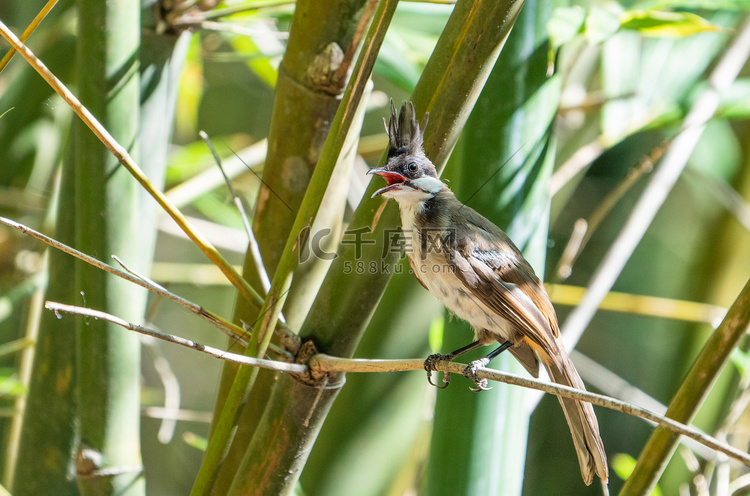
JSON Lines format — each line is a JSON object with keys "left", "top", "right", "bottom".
{"left": 74, "top": 0, "right": 145, "bottom": 494}
{"left": 620, "top": 276, "right": 750, "bottom": 495}
{"left": 13, "top": 153, "right": 78, "bottom": 496}
{"left": 299, "top": 259, "right": 441, "bottom": 496}
{"left": 287, "top": 0, "right": 528, "bottom": 494}
{"left": 208, "top": 2, "right": 372, "bottom": 492}
{"left": 0, "top": 12, "right": 79, "bottom": 493}
{"left": 192, "top": 2, "right": 396, "bottom": 493}
{"left": 299, "top": 0, "right": 526, "bottom": 359}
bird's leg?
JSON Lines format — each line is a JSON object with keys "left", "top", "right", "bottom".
{"left": 463, "top": 340, "right": 513, "bottom": 392}
{"left": 424, "top": 340, "right": 484, "bottom": 389}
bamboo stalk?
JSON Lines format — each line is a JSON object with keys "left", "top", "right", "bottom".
{"left": 228, "top": 0, "right": 526, "bottom": 494}
{"left": 12, "top": 156, "right": 78, "bottom": 496}
{"left": 620, "top": 273, "right": 750, "bottom": 493}
{"left": 191, "top": 2, "right": 396, "bottom": 494}
{"left": 73, "top": 0, "right": 144, "bottom": 494}
{"left": 207, "top": 2, "right": 376, "bottom": 489}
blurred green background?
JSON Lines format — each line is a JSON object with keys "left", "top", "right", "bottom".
{"left": 1, "top": 1, "right": 749, "bottom": 495}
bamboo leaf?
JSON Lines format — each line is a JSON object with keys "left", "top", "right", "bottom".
{"left": 620, "top": 10, "right": 722, "bottom": 37}
{"left": 635, "top": 0, "right": 750, "bottom": 11}
{"left": 583, "top": 5, "right": 622, "bottom": 44}
{"left": 548, "top": 6, "right": 586, "bottom": 50}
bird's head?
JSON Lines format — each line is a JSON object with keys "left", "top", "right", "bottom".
{"left": 368, "top": 100, "right": 444, "bottom": 205}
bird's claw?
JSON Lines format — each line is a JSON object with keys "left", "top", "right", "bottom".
{"left": 424, "top": 353, "right": 451, "bottom": 389}
{"left": 463, "top": 359, "right": 491, "bottom": 392}
{"left": 469, "top": 378, "right": 491, "bottom": 392}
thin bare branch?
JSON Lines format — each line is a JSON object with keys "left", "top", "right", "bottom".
{"left": 0, "top": 217, "right": 302, "bottom": 353}
{"left": 0, "top": 20, "right": 262, "bottom": 309}
{"left": 309, "top": 355, "right": 750, "bottom": 468}
{"left": 0, "top": 216, "right": 244, "bottom": 343}
{"left": 570, "top": 351, "right": 715, "bottom": 460}
{"left": 112, "top": 255, "right": 168, "bottom": 293}
{"left": 199, "top": 132, "right": 272, "bottom": 294}
{"left": 42, "top": 299, "right": 750, "bottom": 469}
{"left": 554, "top": 140, "right": 666, "bottom": 282}
{"left": 45, "top": 302, "right": 306, "bottom": 374}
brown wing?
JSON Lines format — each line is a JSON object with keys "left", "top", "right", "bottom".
{"left": 447, "top": 206, "right": 560, "bottom": 353}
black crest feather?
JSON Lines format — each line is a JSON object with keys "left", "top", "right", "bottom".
{"left": 384, "top": 99, "right": 429, "bottom": 157}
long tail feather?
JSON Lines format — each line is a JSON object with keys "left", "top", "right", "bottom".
{"left": 544, "top": 352, "right": 608, "bottom": 485}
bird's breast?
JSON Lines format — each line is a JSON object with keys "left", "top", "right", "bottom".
{"left": 400, "top": 206, "right": 512, "bottom": 340}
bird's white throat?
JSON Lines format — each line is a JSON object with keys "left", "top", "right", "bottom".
{"left": 382, "top": 176, "right": 444, "bottom": 208}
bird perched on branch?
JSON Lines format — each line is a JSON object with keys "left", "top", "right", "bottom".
{"left": 368, "top": 100, "right": 608, "bottom": 485}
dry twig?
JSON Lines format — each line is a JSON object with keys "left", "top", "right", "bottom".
{"left": 44, "top": 300, "right": 750, "bottom": 470}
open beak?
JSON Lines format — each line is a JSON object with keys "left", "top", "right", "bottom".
{"left": 367, "top": 167, "right": 408, "bottom": 198}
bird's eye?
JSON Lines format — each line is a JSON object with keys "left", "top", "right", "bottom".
{"left": 407, "top": 162, "right": 418, "bottom": 173}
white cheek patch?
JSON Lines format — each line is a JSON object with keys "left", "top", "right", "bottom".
{"left": 384, "top": 188, "right": 427, "bottom": 204}
{"left": 385, "top": 176, "right": 445, "bottom": 207}
{"left": 411, "top": 176, "right": 444, "bottom": 194}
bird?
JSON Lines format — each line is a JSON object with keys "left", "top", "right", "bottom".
{"left": 367, "top": 100, "right": 608, "bottom": 485}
